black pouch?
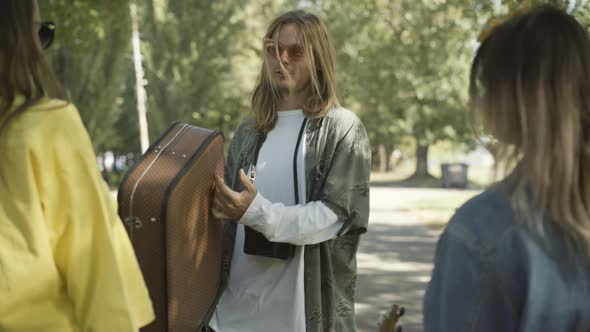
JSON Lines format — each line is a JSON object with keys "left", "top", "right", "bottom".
{"left": 244, "top": 227, "right": 295, "bottom": 259}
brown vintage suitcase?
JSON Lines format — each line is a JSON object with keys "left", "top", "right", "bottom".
{"left": 117, "top": 122, "right": 224, "bottom": 332}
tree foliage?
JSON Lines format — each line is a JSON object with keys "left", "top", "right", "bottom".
{"left": 39, "top": 1, "right": 132, "bottom": 152}
{"left": 39, "top": 0, "right": 590, "bottom": 180}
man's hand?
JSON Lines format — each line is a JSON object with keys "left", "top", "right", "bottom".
{"left": 212, "top": 169, "right": 257, "bottom": 221}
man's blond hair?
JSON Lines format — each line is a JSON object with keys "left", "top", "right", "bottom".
{"left": 252, "top": 10, "right": 339, "bottom": 134}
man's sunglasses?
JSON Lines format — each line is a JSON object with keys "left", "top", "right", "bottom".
{"left": 263, "top": 38, "right": 305, "bottom": 61}
{"left": 38, "top": 21, "right": 56, "bottom": 49}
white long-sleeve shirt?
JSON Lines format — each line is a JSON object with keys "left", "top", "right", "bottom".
{"left": 209, "top": 109, "right": 342, "bottom": 332}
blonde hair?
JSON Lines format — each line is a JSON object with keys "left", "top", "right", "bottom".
{"left": 252, "top": 10, "right": 339, "bottom": 134}
{"left": 470, "top": 5, "right": 590, "bottom": 257}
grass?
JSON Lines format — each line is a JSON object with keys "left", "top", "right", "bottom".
{"left": 408, "top": 194, "right": 479, "bottom": 231}
{"left": 394, "top": 189, "right": 479, "bottom": 213}
{"left": 371, "top": 164, "right": 485, "bottom": 231}
{"left": 370, "top": 161, "right": 495, "bottom": 189}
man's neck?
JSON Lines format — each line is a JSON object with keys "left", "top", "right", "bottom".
{"left": 278, "top": 91, "right": 309, "bottom": 112}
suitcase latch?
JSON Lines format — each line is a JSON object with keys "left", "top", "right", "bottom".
{"left": 124, "top": 216, "right": 143, "bottom": 241}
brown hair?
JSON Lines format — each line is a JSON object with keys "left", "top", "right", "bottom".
{"left": 470, "top": 5, "right": 590, "bottom": 257}
{"left": 252, "top": 10, "right": 339, "bottom": 134}
{"left": 0, "top": 0, "right": 66, "bottom": 133}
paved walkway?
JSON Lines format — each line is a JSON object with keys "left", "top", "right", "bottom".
{"left": 112, "top": 186, "right": 478, "bottom": 331}
{"left": 355, "top": 187, "right": 479, "bottom": 332}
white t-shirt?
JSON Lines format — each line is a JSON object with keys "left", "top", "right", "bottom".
{"left": 209, "top": 110, "right": 342, "bottom": 332}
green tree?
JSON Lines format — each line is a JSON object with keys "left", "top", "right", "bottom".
{"left": 138, "top": 0, "right": 297, "bottom": 142}
{"left": 39, "top": 1, "right": 132, "bottom": 152}
{"left": 318, "top": 0, "right": 485, "bottom": 175}
{"left": 397, "top": 1, "right": 476, "bottom": 178}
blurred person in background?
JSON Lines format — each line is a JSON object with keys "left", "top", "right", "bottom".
{"left": 0, "top": 0, "right": 154, "bottom": 330}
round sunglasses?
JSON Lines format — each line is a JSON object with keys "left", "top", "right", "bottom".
{"left": 38, "top": 21, "right": 56, "bottom": 49}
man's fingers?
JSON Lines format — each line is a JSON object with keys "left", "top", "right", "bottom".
{"left": 215, "top": 175, "right": 237, "bottom": 198}
{"left": 212, "top": 208, "right": 224, "bottom": 220}
{"left": 214, "top": 175, "right": 224, "bottom": 189}
{"left": 213, "top": 185, "right": 231, "bottom": 208}
{"left": 211, "top": 199, "right": 226, "bottom": 220}
{"left": 212, "top": 173, "right": 253, "bottom": 221}
{"left": 238, "top": 169, "right": 256, "bottom": 193}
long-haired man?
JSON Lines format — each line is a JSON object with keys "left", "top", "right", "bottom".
{"left": 209, "top": 10, "right": 371, "bottom": 332}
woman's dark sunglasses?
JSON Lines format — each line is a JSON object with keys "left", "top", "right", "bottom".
{"left": 39, "top": 21, "right": 56, "bottom": 49}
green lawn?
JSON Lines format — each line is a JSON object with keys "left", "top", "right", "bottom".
{"left": 370, "top": 160, "right": 495, "bottom": 189}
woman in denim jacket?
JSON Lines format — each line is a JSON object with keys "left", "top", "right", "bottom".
{"left": 424, "top": 5, "right": 590, "bottom": 332}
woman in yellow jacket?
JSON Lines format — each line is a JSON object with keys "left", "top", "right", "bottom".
{"left": 0, "top": 1, "right": 154, "bottom": 331}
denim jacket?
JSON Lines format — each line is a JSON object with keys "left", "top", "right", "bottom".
{"left": 424, "top": 184, "right": 590, "bottom": 331}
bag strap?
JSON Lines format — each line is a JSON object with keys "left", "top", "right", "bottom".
{"left": 249, "top": 133, "right": 267, "bottom": 183}
{"left": 293, "top": 118, "right": 308, "bottom": 205}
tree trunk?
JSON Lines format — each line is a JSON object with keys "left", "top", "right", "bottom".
{"left": 385, "top": 145, "right": 394, "bottom": 172}
{"left": 371, "top": 149, "right": 379, "bottom": 171}
{"left": 378, "top": 144, "right": 387, "bottom": 173}
{"left": 414, "top": 144, "right": 430, "bottom": 177}
{"left": 130, "top": 0, "right": 150, "bottom": 153}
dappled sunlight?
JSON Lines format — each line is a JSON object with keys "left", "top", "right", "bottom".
{"left": 358, "top": 254, "right": 433, "bottom": 273}
{"left": 355, "top": 221, "right": 437, "bottom": 332}
{"left": 354, "top": 187, "right": 476, "bottom": 332}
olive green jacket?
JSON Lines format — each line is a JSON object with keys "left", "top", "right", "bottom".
{"left": 220, "top": 107, "right": 371, "bottom": 332}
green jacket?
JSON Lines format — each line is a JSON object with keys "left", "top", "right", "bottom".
{"left": 220, "top": 107, "right": 371, "bottom": 332}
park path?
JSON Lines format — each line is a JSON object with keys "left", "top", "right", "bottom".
{"left": 355, "top": 187, "right": 480, "bottom": 332}
{"left": 112, "top": 186, "right": 479, "bottom": 331}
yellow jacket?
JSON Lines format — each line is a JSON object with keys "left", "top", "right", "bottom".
{"left": 0, "top": 98, "right": 154, "bottom": 331}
